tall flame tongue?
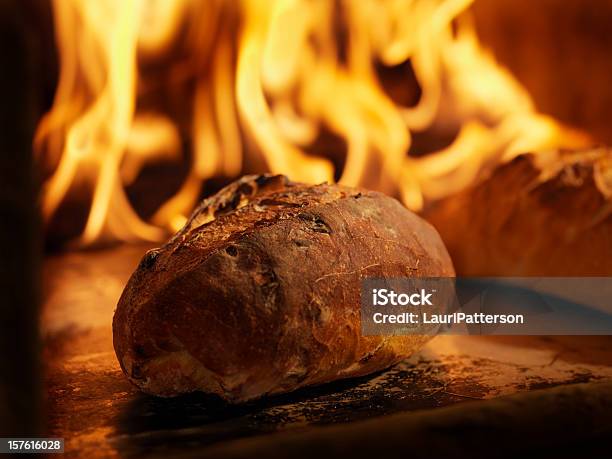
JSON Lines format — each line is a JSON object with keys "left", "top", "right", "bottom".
{"left": 35, "top": 0, "right": 588, "bottom": 246}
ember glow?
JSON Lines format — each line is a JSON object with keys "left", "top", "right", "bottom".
{"left": 35, "top": 0, "right": 588, "bottom": 245}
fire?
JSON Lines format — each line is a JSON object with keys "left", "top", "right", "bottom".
{"left": 35, "top": 0, "right": 588, "bottom": 245}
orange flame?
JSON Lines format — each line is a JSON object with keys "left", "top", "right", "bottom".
{"left": 35, "top": 0, "right": 588, "bottom": 245}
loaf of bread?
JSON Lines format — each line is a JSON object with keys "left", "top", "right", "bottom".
{"left": 113, "top": 175, "right": 454, "bottom": 402}
{"left": 425, "top": 149, "right": 612, "bottom": 276}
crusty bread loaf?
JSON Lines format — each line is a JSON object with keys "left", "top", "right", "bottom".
{"left": 113, "top": 175, "right": 454, "bottom": 402}
{"left": 425, "top": 149, "right": 612, "bottom": 276}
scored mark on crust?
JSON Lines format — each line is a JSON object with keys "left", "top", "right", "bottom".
{"left": 139, "top": 249, "right": 161, "bottom": 270}
{"left": 297, "top": 212, "right": 332, "bottom": 234}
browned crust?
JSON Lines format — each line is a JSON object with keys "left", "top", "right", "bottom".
{"left": 113, "top": 175, "right": 454, "bottom": 402}
{"left": 424, "top": 148, "right": 612, "bottom": 276}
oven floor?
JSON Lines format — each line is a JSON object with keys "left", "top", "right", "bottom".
{"left": 42, "top": 244, "right": 612, "bottom": 458}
